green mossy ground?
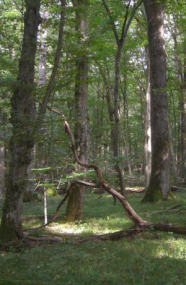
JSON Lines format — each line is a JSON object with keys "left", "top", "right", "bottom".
{"left": 0, "top": 190, "right": 186, "bottom": 284}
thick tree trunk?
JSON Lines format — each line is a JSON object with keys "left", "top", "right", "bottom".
{"left": 142, "top": 0, "right": 170, "bottom": 202}
{"left": 0, "top": 0, "right": 66, "bottom": 242}
{"left": 0, "top": 0, "right": 41, "bottom": 241}
{"left": 66, "top": 0, "right": 90, "bottom": 222}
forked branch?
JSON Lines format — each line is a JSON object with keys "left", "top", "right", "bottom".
{"left": 29, "top": 104, "right": 186, "bottom": 240}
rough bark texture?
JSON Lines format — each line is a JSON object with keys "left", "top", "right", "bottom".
{"left": 142, "top": 0, "right": 170, "bottom": 202}
{"left": 66, "top": 0, "right": 90, "bottom": 222}
{"left": 0, "top": 0, "right": 41, "bottom": 241}
{"left": 0, "top": 0, "right": 66, "bottom": 242}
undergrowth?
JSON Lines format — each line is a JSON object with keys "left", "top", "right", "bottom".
{"left": 0, "top": 190, "right": 186, "bottom": 284}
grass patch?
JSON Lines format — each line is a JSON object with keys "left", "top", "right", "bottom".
{"left": 0, "top": 190, "right": 186, "bottom": 284}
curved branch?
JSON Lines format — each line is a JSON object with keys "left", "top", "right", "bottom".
{"left": 29, "top": 106, "right": 186, "bottom": 240}
{"left": 63, "top": 117, "right": 147, "bottom": 226}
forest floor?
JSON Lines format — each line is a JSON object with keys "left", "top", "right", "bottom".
{"left": 0, "top": 189, "right": 186, "bottom": 284}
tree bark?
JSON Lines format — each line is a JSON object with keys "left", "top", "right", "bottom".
{"left": 66, "top": 0, "right": 90, "bottom": 222}
{"left": 0, "top": 0, "right": 41, "bottom": 241}
{"left": 144, "top": 45, "right": 151, "bottom": 189}
{"left": 0, "top": 0, "right": 66, "bottom": 242}
{"left": 142, "top": 0, "right": 170, "bottom": 202}
{"left": 102, "top": 0, "right": 144, "bottom": 195}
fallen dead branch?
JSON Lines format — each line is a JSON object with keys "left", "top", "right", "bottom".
{"left": 27, "top": 104, "right": 186, "bottom": 242}
{"left": 171, "top": 185, "right": 186, "bottom": 192}
{"left": 125, "top": 187, "right": 145, "bottom": 194}
{"left": 140, "top": 204, "right": 182, "bottom": 215}
{"left": 24, "top": 232, "right": 62, "bottom": 242}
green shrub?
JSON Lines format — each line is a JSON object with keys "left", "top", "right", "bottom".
{"left": 46, "top": 187, "right": 57, "bottom": 197}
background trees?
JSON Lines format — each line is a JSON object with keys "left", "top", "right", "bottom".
{"left": 142, "top": 0, "right": 170, "bottom": 202}
{"left": 0, "top": 0, "right": 186, "bottom": 241}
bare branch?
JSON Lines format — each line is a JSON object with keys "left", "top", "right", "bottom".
{"left": 121, "top": 0, "right": 132, "bottom": 45}
{"left": 121, "top": 0, "right": 144, "bottom": 46}
{"left": 102, "top": 0, "right": 120, "bottom": 46}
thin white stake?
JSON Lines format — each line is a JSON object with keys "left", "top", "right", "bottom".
{"left": 44, "top": 187, "right": 47, "bottom": 226}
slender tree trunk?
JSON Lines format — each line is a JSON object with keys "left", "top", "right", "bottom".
{"left": 0, "top": 109, "right": 6, "bottom": 198}
{"left": 142, "top": 0, "right": 170, "bottom": 202}
{"left": 0, "top": 0, "right": 41, "bottom": 241}
{"left": 180, "top": 38, "right": 186, "bottom": 180}
{"left": 144, "top": 45, "right": 151, "bottom": 190}
{"left": 38, "top": 9, "right": 48, "bottom": 87}
{"left": 171, "top": 20, "right": 186, "bottom": 180}
{"left": 66, "top": 0, "right": 90, "bottom": 222}
{"left": 113, "top": 48, "right": 126, "bottom": 195}
{"left": 168, "top": 119, "right": 178, "bottom": 184}
{"left": 121, "top": 69, "right": 132, "bottom": 176}
{"left": 102, "top": 0, "right": 143, "bottom": 194}
{"left": 95, "top": 60, "right": 115, "bottom": 152}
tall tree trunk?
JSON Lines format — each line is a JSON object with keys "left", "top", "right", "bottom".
{"left": 95, "top": 60, "right": 115, "bottom": 152}
{"left": 168, "top": 119, "right": 178, "bottom": 184}
{"left": 102, "top": 0, "right": 143, "bottom": 195}
{"left": 171, "top": 18, "right": 186, "bottom": 180}
{"left": 66, "top": 0, "right": 90, "bottom": 222}
{"left": 0, "top": 108, "right": 6, "bottom": 198}
{"left": 144, "top": 45, "right": 151, "bottom": 189}
{"left": 142, "top": 0, "right": 170, "bottom": 202}
{"left": 0, "top": 0, "right": 41, "bottom": 241}
{"left": 179, "top": 38, "right": 186, "bottom": 180}
{"left": 0, "top": 0, "right": 66, "bottom": 242}
{"left": 113, "top": 48, "right": 126, "bottom": 195}
{"left": 121, "top": 69, "right": 132, "bottom": 176}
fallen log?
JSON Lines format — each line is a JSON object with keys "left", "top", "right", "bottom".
{"left": 171, "top": 185, "right": 186, "bottom": 192}
{"left": 125, "top": 187, "right": 145, "bottom": 194}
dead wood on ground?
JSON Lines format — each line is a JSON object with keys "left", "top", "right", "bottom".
{"left": 26, "top": 106, "right": 186, "bottom": 242}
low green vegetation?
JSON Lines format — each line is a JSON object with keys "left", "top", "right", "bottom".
{"left": 1, "top": 190, "right": 186, "bottom": 285}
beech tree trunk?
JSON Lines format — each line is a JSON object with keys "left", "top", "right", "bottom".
{"left": 142, "top": 0, "right": 170, "bottom": 202}
{"left": 113, "top": 48, "right": 126, "bottom": 195}
{"left": 0, "top": 0, "right": 41, "bottom": 241}
{"left": 144, "top": 45, "right": 151, "bottom": 190}
{"left": 66, "top": 0, "right": 90, "bottom": 222}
